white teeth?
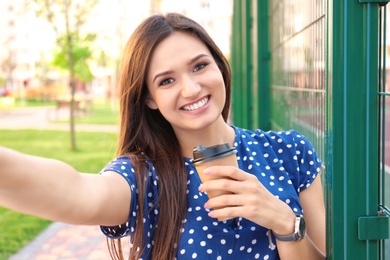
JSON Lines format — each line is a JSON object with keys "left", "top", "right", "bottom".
{"left": 183, "top": 97, "right": 209, "bottom": 111}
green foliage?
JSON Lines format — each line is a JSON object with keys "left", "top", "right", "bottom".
{"left": 52, "top": 33, "right": 96, "bottom": 82}
{"left": 74, "top": 57, "right": 93, "bottom": 82}
{"left": 33, "top": 0, "right": 99, "bottom": 84}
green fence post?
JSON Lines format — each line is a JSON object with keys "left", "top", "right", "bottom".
{"left": 231, "top": 0, "right": 242, "bottom": 126}
{"left": 327, "top": 1, "right": 380, "bottom": 259}
{"left": 231, "top": 0, "right": 252, "bottom": 129}
{"left": 257, "top": 0, "right": 271, "bottom": 131}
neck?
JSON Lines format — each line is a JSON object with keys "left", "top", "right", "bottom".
{"left": 174, "top": 117, "right": 236, "bottom": 158}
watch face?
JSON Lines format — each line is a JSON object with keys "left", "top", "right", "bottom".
{"left": 299, "top": 216, "right": 306, "bottom": 238}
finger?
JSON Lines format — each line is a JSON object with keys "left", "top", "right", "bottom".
{"left": 207, "top": 204, "right": 244, "bottom": 221}
{"left": 200, "top": 178, "right": 245, "bottom": 194}
{"left": 205, "top": 192, "right": 263, "bottom": 214}
{"left": 203, "top": 166, "right": 247, "bottom": 181}
{"left": 200, "top": 175, "right": 263, "bottom": 196}
{"left": 206, "top": 196, "right": 266, "bottom": 225}
{"left": 204, "top": 193, "right": 244, "bottom": 209}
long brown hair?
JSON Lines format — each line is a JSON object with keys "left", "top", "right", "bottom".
{"left": 110, "top": 13, "right": 232, "bottom": 259}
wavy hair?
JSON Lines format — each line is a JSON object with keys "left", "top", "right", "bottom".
{"left": 109, "top": 13, "right": 232, "bottom": 259}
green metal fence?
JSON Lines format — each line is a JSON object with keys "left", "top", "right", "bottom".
{"left": 268, "top": 0, "right": 326, "bottom": 160}
{"left": 231, "top": 0, "right": 390, "bottom": 259}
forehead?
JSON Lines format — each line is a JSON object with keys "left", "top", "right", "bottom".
{"left": 148, "top": 31, "right": 212, "bottom": 72}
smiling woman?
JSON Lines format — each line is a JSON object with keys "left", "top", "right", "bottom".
{"left": 0, "top": 13, "right": 325, "bottom": 260}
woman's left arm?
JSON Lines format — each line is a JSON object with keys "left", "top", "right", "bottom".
{"left": 300, "top": 174, "right": 326, "bottom": 254}
{"left": 274, "top": 175, "right": 326, "bottom": 259}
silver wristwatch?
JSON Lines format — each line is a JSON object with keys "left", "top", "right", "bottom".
{"left": 272, "top": 215, "right": 306, "bottom": 241}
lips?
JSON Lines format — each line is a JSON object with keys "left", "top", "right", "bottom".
{"left": 181, "top": 96, "right": 210, "bottom": 111}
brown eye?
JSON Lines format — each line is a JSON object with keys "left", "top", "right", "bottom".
{"left": 193, "top": 63, "right": 208, "bottom": 72}
{"left": 159, "top": 78, "right": 174, "bottom": 86}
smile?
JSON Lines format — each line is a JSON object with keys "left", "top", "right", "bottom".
{"left": 182, "top": 96, "right": 209, "bottom": 111}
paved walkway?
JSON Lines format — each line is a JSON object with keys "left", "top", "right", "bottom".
{"left": 9, "top": 223, "right": 113, "bottom": 260}
{"left": 0, "top": 107, "right": 123, "bottom": 259}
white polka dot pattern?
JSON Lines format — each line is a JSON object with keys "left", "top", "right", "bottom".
{"left": 99, "top": 126, "right": 322, "bottom": 259}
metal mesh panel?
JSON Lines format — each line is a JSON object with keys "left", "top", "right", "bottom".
{"left": 269, "top": 0, "right": 326, "bottom": 160}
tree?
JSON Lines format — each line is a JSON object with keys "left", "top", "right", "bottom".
{"left": 34, "top": 0, "right": 98, "bottom": 151}
{"left": 52, "top": 33, "right": 95, "bottom": 85}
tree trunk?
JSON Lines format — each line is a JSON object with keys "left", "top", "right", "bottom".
{"left": 65, "top": 0, "right": 77, "bottom": 151}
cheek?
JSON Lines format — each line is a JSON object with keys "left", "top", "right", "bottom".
{"left": 153, "top": 93, "right": 174, "bottom": 111}
{"left": 211, "top": 73, "right": 226, "bottom": 95}
{"left": 214, "top": 75, "right": 227, "bottom": 106}
{"left": 209, "top": 69, "right": 225, "bottom": 87}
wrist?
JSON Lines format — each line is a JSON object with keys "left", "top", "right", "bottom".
{"left": 271, "top": 210, "right": 296, "bottom": 235}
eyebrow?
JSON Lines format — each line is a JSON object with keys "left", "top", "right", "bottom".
{"left": 152, "top": 53, "right": 210, "bottom": 83}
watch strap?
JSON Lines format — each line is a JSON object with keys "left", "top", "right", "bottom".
{"left": 271, "top": 230, "right": 300, "bottom": 241}
{"left": 271, "top": 215, "right": 305, "bottom": 242}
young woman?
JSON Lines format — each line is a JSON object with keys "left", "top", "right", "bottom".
{"left": 0, "top": 13, "right": 326, "bottom": 259}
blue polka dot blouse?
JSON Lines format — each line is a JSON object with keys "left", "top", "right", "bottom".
{"left": 100, "top": 126, "right": 322, "bottom": 259}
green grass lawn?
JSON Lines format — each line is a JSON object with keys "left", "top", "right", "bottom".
{"left": 14, "top": 98, "right": 56, "bottom": 107}
{"left": 0, "top": 129, "right": 118, "bottom": 259}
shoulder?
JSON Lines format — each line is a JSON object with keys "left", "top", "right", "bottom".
{"left": 264, "top": 129, "right": 314, "bottom": 151}
{"left": 101, "top": 156, "right": 134, "bottom": 175}
{"left": 234, "top": 126, "right": 307, "bottom": 147}
{"left": 234, "top": 126, "right": 320, "bottom": 165}
{"left": 100, "top": 155, "right": 158, "bottom": 185}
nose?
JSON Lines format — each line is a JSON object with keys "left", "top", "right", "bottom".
{"left": 181, "top": 76, "right": 201, "bottom": 98}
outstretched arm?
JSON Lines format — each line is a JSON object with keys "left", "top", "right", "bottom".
{"left": 0, "top": 146, "right": 130, "bottom": 226}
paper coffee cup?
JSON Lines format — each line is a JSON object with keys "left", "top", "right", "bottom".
{"left": 192, "top": 143, "right": 238, "bottom": 221}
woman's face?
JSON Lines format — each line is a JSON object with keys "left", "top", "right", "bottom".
{"left": 146, "top": 31, "right": 226, "bottom": 133}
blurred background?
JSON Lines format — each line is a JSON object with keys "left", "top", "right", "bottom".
{"left": 0, "top": 0, "right": 232, "bottom": 109}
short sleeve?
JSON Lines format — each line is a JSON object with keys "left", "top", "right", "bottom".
{"left": 99, "top": 156, "right": 137, "bottom": 238}
{"left": 289, "top": 130, "right": 322, "bottom": 192}
{"left": 264, "top": 129, "right": 322, "bottom": 194}
{"left": 98, "top": 155, "right": 160, "bottom": 251}
{"left": 291, "top": 131, "right": 322, "bottom": 191}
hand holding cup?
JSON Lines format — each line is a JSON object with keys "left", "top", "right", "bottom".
{"left": 192, "top": 143, "right": 238, "bottom": 220}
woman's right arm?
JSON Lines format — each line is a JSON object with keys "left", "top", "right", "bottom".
{"left": 0, "top": 146, "right": 131, "bottom": 226}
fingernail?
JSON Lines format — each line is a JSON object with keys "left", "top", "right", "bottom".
{"left": 203, "top": 168, "right": 212, "bottom": 174}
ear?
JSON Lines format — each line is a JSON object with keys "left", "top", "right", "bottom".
{"left": 145, "top": 94, "right": 158, "bottom": 110}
